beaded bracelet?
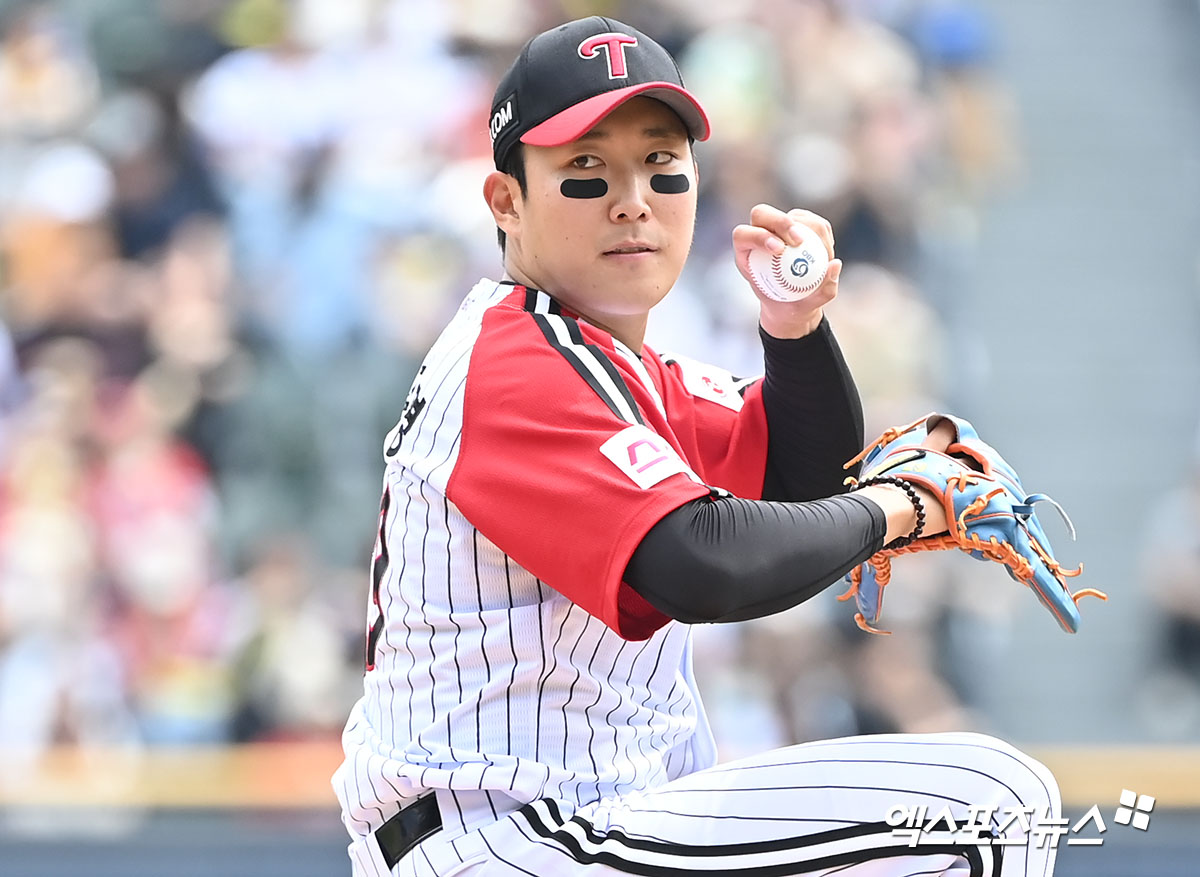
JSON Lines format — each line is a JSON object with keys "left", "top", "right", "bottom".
{"left": 854, "top": 475, "right": 926, "bottom": 549}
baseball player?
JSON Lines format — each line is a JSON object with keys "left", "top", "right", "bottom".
{"left": 333, "top": 16, "right": 1063, "bottom": 877}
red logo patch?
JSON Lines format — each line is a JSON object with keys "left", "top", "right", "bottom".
{"left": 600, "top": 425, "right": 695, "bottom": 489}
{"left": 578, "top": 33, "right": 638, "bottom": 79}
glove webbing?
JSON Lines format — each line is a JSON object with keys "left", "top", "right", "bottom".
{"left": 839, "top": 474, "right": 1105, "bottom": 635}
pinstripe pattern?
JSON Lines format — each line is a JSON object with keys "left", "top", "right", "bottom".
{"left": 390, "top": 732, "right": 1052, "bottom": 877}
{"left": 335, "top": 280, "right": 714, "bottom": 842}
{"left": 336, "top": 280, "right": 1060, "bottom": 877}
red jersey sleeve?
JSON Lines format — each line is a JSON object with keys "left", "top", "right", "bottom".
{"left": 648, "top": 348, "right": 770, "bottom": 501}
{"left": 446, "top": 302, "right": 712, "bottom": 640}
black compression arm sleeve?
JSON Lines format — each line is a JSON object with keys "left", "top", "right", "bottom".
{"left": 625, "top": 493, "right": 886, "bottom": 624}
{"left": 760, "top": 319, "right": 865, "bottom": 501}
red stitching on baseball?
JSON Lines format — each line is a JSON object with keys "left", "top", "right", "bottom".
{"left": 773, "top": 255, "right": 798, "bottom": 292}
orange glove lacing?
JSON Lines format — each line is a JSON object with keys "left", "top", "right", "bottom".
{"left": 839, "top": 470, "right": 1106, "bottom": 635}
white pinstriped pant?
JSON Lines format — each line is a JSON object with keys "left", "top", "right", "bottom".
{"left": 349, "top": 732, "right": 1060, "bottom": 877}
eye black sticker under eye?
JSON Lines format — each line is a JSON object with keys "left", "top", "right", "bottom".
{"left": 650, "top": 174, "right": 690, "bottom": 194}
{"left": 560, "top": 178, "right": 608, "bottom": 199}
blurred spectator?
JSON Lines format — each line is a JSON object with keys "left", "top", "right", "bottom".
{"left": 0, "top": 339, "right": 137, "bottom": 754}
{"left": 0, "top": 0, "right": 98, "bottom": 140}
{"left": 894, "top": 0, "right": 1020, "bottom": 331}
{"left": 823, "top": 262, "right": 948, "bottom": 434}
{"left": 183, "top": 2, "right": 352, "bottom": 349}
{"left": 1, "top": 139, "right": 117, "bottom": 337}
{"left": 1137, "top": 441, "right": 1200, "bottom": 741}
{"left": 90, "top": 87, "right": 225, "bottom": 260}
{"left": 228, "top": 536, "right": 360, "bottom": 741}
{"left": 142, "top": 215, "right": 243, "bottom": 470}
{"left": 183, "top": 0, "right": 488, "bottom": 355}
{"left": 912, "top": 2, "right": 1019, "bottom": 203}
{"left": 88, "top": 371, "right": 238, "bottom": 744}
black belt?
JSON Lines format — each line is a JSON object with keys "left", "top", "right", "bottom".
{"left": 376, "top": 794, "right": 443, "bottom": 869}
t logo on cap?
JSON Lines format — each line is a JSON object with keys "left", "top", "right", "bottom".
{"left": 488, "top": 16, "right": 710, "bottom": 170}
{"left": 578, "top": 33, "right": 638, "bottom": 79}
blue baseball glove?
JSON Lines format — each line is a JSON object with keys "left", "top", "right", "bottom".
{"left": 839, "top": 413, "right": 1105, "bottom": 634}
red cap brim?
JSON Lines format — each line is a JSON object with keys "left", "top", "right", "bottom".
{"left": 521, "top": 82, "right": 710, "bottom": 148}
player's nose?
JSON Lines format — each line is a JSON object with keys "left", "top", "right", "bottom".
{"left": 608, "top": 172, "right": 652, "bottom": 223}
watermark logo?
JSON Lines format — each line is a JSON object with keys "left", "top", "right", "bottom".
{"left": 884, "top": 789, "right": 1155, "bottom": 850}
{"left": 1113, "top": 789, "right": 1155, "bottom": 831}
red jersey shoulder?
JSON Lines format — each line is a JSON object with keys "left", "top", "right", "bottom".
{"left": 469, "top": 287, "right": 648, "bottom": 427}
{"left": 446, "top": 287, "right": 710, "bottom": 638}
{"left": 653, "top": 348, "right": 757, "bottom": 413}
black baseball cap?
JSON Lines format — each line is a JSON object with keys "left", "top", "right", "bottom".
{"left": 489, "top": 17, "right": 710, "bottom": 170}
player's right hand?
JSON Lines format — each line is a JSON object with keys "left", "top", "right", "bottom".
{"left": 733, "top": 204, "right": 842, "bottom": 339}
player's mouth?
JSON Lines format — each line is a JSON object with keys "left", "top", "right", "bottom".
{"left": 603, "top": 242, "right": 658, "bottom": 257}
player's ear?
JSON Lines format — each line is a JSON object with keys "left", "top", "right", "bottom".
{"left": 484, "top": 171, "right": 522, "bottom": 238}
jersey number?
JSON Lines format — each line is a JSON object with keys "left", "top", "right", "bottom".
{"left": 386, "top": 367, "right": 427, "bottom": 458}
{"left": 365, "top": 486, "right": 391, "bottom": 670}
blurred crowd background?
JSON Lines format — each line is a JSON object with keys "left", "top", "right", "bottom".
{"left": 0, "top": 0, "right": 1195, "bottom": 768}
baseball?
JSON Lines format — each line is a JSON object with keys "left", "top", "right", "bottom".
{"left": 747, "top": 225, "right": 830, "bottom": 302}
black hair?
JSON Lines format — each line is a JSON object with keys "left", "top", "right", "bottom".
{"left": 497, "top": 144, "right": 527, "bottom": 255}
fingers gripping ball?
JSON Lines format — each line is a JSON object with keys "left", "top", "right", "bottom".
{"left": 748, "top": 224, "right": 829, "bottom": 302}
{"left": 839, "top": 413, "right": 1107, "bottom": 635}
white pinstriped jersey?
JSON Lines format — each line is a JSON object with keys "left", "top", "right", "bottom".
{"left": 333, "top": 278, "right": 771, "bottom": 841}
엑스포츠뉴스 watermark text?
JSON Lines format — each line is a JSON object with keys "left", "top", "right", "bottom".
{"left": 884, "top": 789, "right": 1155, "bottom": 850}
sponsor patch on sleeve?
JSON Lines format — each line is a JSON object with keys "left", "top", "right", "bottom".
{"left": 663, "top": 354, "right": 747, "bottom": 412}
{"left": 600, "top": 425, "right": 698, "bottom": 489}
